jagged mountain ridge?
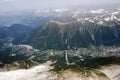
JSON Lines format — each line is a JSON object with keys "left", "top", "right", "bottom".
{"left": 23, "top": 20, "right": 120, "bottom": 50}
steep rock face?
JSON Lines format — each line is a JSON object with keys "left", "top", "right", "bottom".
{"left": 24, "top": 21, "right": 120, "bottom": 50}
{"left": 56, "top": 65, "right": 120, "bottom": 80}
{"left": 1, "top": 60, "right": 38, "bottom": 71}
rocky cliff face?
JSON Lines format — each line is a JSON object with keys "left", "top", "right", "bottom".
{"left": 55, "top": 65, "right": 120, "bottom": 80}
{"left": 1, "top": 60, "right": 38, "bottom": 71}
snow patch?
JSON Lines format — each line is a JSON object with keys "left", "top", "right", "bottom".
{"left": 97, "top": 21, "right": 103, "bottom": 25}
{"left": 17, "top": 45, "right": 39, "bottom": 51}
{"left": 0, "top": 65, "right": 49, "bottom": 80}
{"left": 0, "top": 64, "right": 120, "bottom": 80}
{"left": 104, "top": 17, "right": 110, "bottom": 21}
{"left": 54, "top": 9, "right": 69, "bottom": 13}
{"left": 90, "top": 9, "right": 104, "bottom": 14}
{"left": 50, "top": 20, "right": 69, "bottom": 25}
{"left": 89, "top": 20, "right": 94, "bottom": 23}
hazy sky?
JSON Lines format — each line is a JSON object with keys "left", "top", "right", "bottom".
{"left": 0, "top": 0, "right": 120, "bottom": 12}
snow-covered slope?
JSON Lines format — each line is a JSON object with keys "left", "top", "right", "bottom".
{"left": 0, "top": 64, "right": 120, "bottom": 80}
{"left": 0, "top": 62, "right": 56, "bottom": 80}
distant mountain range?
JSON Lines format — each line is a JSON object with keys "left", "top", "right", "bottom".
{"left": 0, "top": 24, "right": 34, "bottom": 47}
{"left": 0, "top": 8, "right": 120, "bottom": 50}
{"left": 0, "top": 8, "right": 120, "bottom": 77}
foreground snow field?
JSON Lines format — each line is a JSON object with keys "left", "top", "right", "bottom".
{"left": 0, "top": 63, "right": 56, "bottom": 80}
{"left": 0, "top": 64, "right": 120, "bottom": 80}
